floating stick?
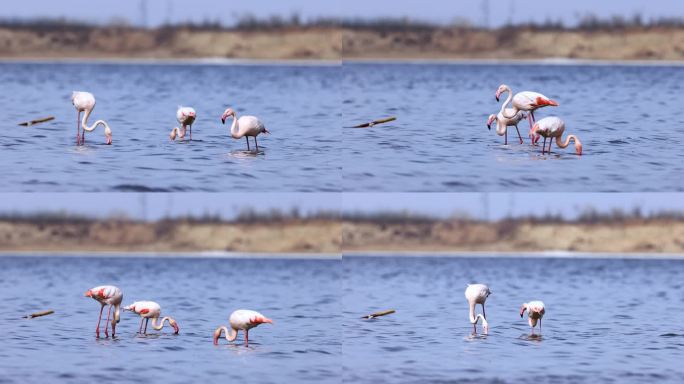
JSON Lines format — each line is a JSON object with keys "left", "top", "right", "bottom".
{"left": 24, "top": 310, "right": 54, "bottom": 319}
{"left": 19, "top": 116, "right": 55, "bottom": 126}
{"left": 348, "top": 116, "right": 396, "bottom": 128}
{"left": 361, "top": 309, "right": 396, "bottom": 319}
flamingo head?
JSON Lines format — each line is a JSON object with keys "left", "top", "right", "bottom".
{"left": 170, "top": 127, "right": 178, "bottom": 141}
{"left": 495, "top": 84, "right": 509, "bottom": 102}
{"left": 486, "top": 114, "right": 496, "bottom": 130}
{"left": 213, "top": 327, "right": 223, "bottom": 345}
{"left": 574, "top": 138, "right": 583, "bottom": 156}
{"left": 481, "top": 317, "right": 489, "bottom": 334}
{"left": 520, "top": 304, "right": 528, "bottom": 318}
{"left": 221, "top": 108, "right": 235, "bottom": 124}
{"left": 261, "top": 127, "right": 270, "bottom": 135}
{"left": 169, "top": 318, "right": 180, "bottom": 334}
{"left": 104, "top": 126, "right": 112, "bottom": 145}
{"left": 84, "top": 289, "right": 93, "bottom": 297}
{"left": 122, "top": 303, "right": 136, "bottom": 312}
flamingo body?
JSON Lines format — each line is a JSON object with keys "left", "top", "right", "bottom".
{"left": 84, "top": 285, "right": 123, "bottom": 338}
{"left": 213, "top": 309, "right": 273, "bottom": 346}
{"left": 487, "top": 109, "right": 526, "bottom": 145}
{"left": 532, "top": 116, "right": 583, "bottom": 155}
{"left": 71, "top": 91, "right": 112, "bottom": 145}
{"left": 520, "top": 300, "right": 546, "bottom": 333}
{"left": 170, "top": 106, "right": 196, "bottom": 140}
{"left": 221, "top": 108, "right": 269, "bottom": 151}
{"left": 495, "top": 84, "right": 558, "bottom": 143}
{"left": 124, "top": 300, "right": 179, "bottom": 334}
{"left": 465, "top": 284, "right": 491, "bottom": 334}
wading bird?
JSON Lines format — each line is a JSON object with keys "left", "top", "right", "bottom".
{"left": 71, "top": 91, "right": 112, "bottom": 145}
{"left": 465, "top": 284, "right": 490, "bottom": 334}
{"left": 213, "top": 309, "right": 273, "bottom": 347}
{"left": 520, "top": 301, "right": 546, "bottom": 334}
{"left": 495, "top": 84, "right": 558, "bottom": 143}
{"left": 170, "top": 106, "right": 196, "bottom": 141}
{"left": 84, "top": 285, "right": 123, "bottom": 338}
{"left": 221, "top": 108, "right": 269, "bottom": 152}
{"left": 531, "top": 116, "right": 583, "bottom": 155}
{"left": 124, "top": 301, "right": 179, "bottom": 334}
{"left": 487, "top": 109, "right": 526, "bottom": 145}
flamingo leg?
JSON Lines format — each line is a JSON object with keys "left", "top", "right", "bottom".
{"left": 245, "top": 137, "right": 251, "bottom": 151}
{"left": 539, "top": 319, "right": 542, "bottom": 334}
{"left": 542, "top": 137, "right": 547, "bottom": 154}
{"left": 548, "top": 139, "right": 553, "bottom": 154}
{"left": 95, "top": 304, "right": 105, "bottom": 337}
{"left": 245, "top": 329, "right": 249, "bottom": 347}
{"left": 505, "top": 128, "right": 508, "bottom": 145}
{"left": 514, "top": 125, "right": 523, "bottom": 144}
{"left": 144, "top": 318, "right": 149, "bottom": 334}
{"left": 104, "top": 305, "right": 112, "bottom": 337}
{"left": 255, "top": 136, "right": 259, "bottom": 152}
{"left": 189, "top": 125, "right": 192, "bottom": 140}
{"left": 139, "top": 318, "right": 144, "bottom": 334}
{"left": 482, "top": 303, "right": 486, "bottom": 319}
{"left": 76, "top": 111, "right": 82, "bottom": 145}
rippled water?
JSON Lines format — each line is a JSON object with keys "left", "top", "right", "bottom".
{"left": 0, "top": 256, "right": 340, "bottom": 383}
{"left": 342, "top": 63, "right": 684, "bottom": 191}
{"left": 343, "top": 256, "right": 684, "bottom": 383}
{"left": 0, "top": 62, "right": 340, "bottom": 192}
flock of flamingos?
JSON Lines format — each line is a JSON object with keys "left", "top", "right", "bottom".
{"left": 73, "top": 84, "right": 582, "bottom": 156}
{"left": 84, "top": 282, "right": 542, "bottom": 348}
{"left": 71, "top": 91, "right": 269, "bottom": 151}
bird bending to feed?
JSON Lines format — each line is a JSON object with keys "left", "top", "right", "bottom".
{"left": 84, "top": 285, "right": 123, "bottom": 338}
{"left": 71, "top": 91, "right": 112, "bottom": 145}
{"left": 124, "top": 301, "right": 179, "bottom": 334}
{"left": 221, "top": 108, "right": 269, "bottom": 152}
{"left": 495, "top": 84, "right": 558, "bottom": 143}
{"left": 487, "top": 109, "right": 526, "bottom": 145}
{"left": 465, "top": 284, "right": 490, "bottom": 334}
{"left": 213, "top": 309, "right": 273, "bottom": 347}
{"left": 170, "top": 106, "right": 196, "bottom": 141}
{"left": 531, "top": 116, "right": 582, "bottom": 156}
{"left": 520, "top": 301, "right": 545, "bottom": 334}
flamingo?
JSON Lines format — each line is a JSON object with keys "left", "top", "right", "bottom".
{"left": 487, "top": 109, "right": 526, "bottom": 145}
{"left": 531, "top": 116, "right": 583, "bottom": 156}
{"left": 213, "top": 309, "right": 273, "bottom": 347}
{"left": 71, "top": 91, "right": 112, "bottom": 146}
{"left": 170, "top": 106, "right": 196, "bottom": 141}
{"left": 495, "top": 84, "right": 558, "bottom": 144}
{"left": 84, "top": 285, "right": 123, "bottom": 338}
{"left": 123, "top": 301, "right": 179, "bottom": 334}
{"left": 221, "top": 108, "right": 269, "bottom": 152}
{"left": 465, "top": 284, "right": 490, "bottom": 334}
{"left": 520, "top": 301, "right": 545, "bottom": 334}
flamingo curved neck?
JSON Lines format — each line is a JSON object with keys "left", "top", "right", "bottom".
{"left": 81, "top": 108, "right": 109, "bottom": 132}
{"left": 151, "top": 316, "right": 172, "bottom": 330}
{"left": 500, "top": 88, "right": 517, "bottom": 119}
{"left": 230, "top": 114, "right": 242, "bottom": 139}
{"left": 495, "top": 121, "right": 507, "bottom": 136}
{"left": 171, "top": 127, "right": 186, "bottom": 139}
{"left": 216, "top": 326, "right": 238, "bottom": 342}
{"left": 114, "top": 304, "right": 121, "bottom": 323}
{"left": 555, "top": 134, "right": 579, "bottom": 149}
{"left": 468, "top": 301, "right": 478, "bottom": 324}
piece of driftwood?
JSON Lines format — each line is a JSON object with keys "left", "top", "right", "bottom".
{"left": 19, "top": 116, "right": 55, "bottom": 126}
{"left": 25, "top": 310, "right": 54, "bottom": 319}
{"left": 348, "top": 116, "right": 397, "bottom": 128}
{"left": 361, "top": 309, "right": 396, "bottom": 319}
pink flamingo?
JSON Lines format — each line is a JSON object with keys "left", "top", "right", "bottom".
{"left": 221, "top": 108, "right": 269, "bottom": 151}
{"left": 520, "top": 301, "right": 546, "bottom": 334}
{"left": 124, "top": 301, "right": 179, "bottom": 334}
{"left": 495, "top": 84, "right": 558, "bottom": 144}
{"left": 71, "top": 91, "right": 112, "bottom": 145}
{"left": 531, "top": 116, "right": 583, "bottom": 156}
{"left": 213, "top": 309, "right": 273, "bottom": 347}
{"left": 84, "top": 285, "right": 122, "bottom": 338}
{"left": 170, "top": 106, "right": 196, "bottom": 140}
{"left": 487, "top": 108, "right": 526, "bottom": 145}
{"left": 465, "top": 284, "right": 490, "bottom": 334}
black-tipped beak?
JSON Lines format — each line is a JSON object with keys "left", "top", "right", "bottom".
{"left": 221, "top": 117, "right": 225, "bottom": 124}
{"left": 495, "top": 96, "right": 499, "bottom": 102}
{"left": 487, "top": 123, "right": 491, "bottom": 130}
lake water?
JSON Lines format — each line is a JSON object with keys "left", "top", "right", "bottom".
{"left": 342, "top": 63, "right": 684, "bottom": 192}
{"left": 343, "top": 255, "right": 684, "bottom": 383}
{"left": 0, "top": 62, "right": 340, "bottom": 192}
{"left": 0, "top": 256, "right": 340, "bottom": 383}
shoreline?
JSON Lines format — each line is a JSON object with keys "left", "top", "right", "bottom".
{"left": 0, "top": 250, "right": 340, "bottom": 260}
{"left": 343, "top": 57, "right": 684, "bottom": 67}
{"left": 344, "top": 250, "right": 684, "bottom": 259}
{"left": 0, "top": 57, "right": 340, "bottom": 66}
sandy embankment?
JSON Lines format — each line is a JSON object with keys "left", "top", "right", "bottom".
{"left": 0, "top": 220, "right": 341, "bottom": 254}
{"left": 342, "top": 220, "right": 684, "bottom": 254}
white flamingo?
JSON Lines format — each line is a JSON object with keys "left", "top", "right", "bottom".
{"left": 531, "top": 116, "right": 583, "bottom": 155}
{"left": 520, "top": 301, "right": 546, "bottom": 334}
{"left": 124, "top": 301, "right": 179, "bottom": 334}
{"left": 495, "top": 84, "right": 558, "bottom": 143}
{"left": 213, "top": 309, "right": 273, "bottom": 347}
{"left": 170, "top": 106, "right": 197, "bottom": 140}
{"left": 71, "top": 91, "right": 112, "bottom": 145}
{"left": 84, "top": 285, "right": 122, "bottom": 338}
{"left": 221, "top": 108, "right": 269, "bottom": 151}
{"left": 487, "top": 108, "right": 526, "bottom": 145}
{"left": 465, "top": 284, "right": 490, "bottom": 334}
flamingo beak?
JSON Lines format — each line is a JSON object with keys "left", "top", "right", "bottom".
{"left": 263, "top": 318, "right": 273, "bottom": 324}
{"left": 221, "top": 117, "right": 226, "bottom": 124}
{"left": 576, "top": 144, "right": 583, "bottom": 156}
{"left": 263, "top": 128, "right": 270, "bottom": 134}
{"left": 213, "top": 328, "right": 221, "bottom": 345}
{"left": 84, "top": 290, "right": 92, "bottom": 297}
{"left": 171, "top": 320, "right": 180, "bottom": 334}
